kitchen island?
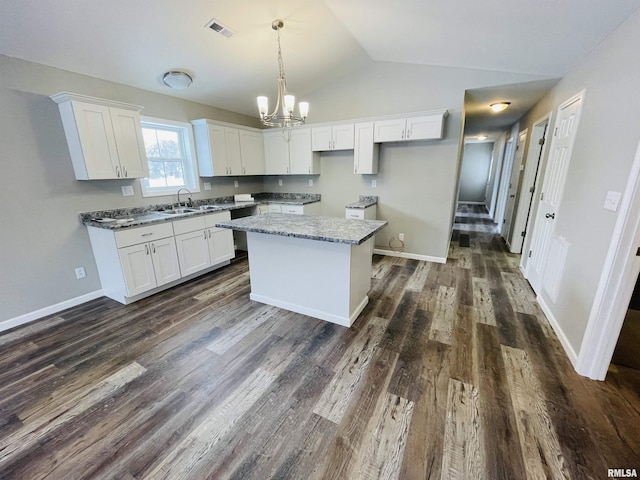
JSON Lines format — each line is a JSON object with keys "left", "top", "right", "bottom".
{"left": 216, "top": 214, "right": 387, "bottom": 327}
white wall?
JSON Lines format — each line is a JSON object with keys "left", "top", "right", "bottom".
{"left": 516, "top": 8, "right": 640, "bottom": 357}
{"left": 459, "top": 143, "right": 494, "bottom": 203}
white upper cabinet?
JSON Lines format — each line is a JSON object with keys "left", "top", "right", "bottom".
{"left": 311, "top": 124, "right": 354, "bottom": 151}
{"left": 238, "top": 130, "right": 265, "bottom": 175}
{"left": 373, "top": 110, "right": 447, "bottom": 143}
{"left": 192, "top": 119, "right": 264, "bottom": 177}
{"left": 264, "top": 128, "right": 319, "bottom": 175}
{"left": 50, "top": 92, "right": 148, "bottom": 180}
{"left": 354, "top": 122, "right": 379, "bottom": 175}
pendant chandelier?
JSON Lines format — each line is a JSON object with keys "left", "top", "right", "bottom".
{"left": 257, "top": 19, "right": 309, "bottom": 128}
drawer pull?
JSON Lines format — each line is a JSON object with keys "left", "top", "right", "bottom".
{"left": 141, "top": 233, "right": 154, "bottom": 237}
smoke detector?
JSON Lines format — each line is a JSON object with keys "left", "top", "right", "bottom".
{"left": 205, "top": 18, "right": 235, "bottom": 38}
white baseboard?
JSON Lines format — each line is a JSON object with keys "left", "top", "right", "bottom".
{"left": 457, "top": 201, "right": 485, "bottom": 205}
{"left": 373, "top": 248, "right": 446, "bottom": 264}
{"left": 537, "top": 294, "right": 578, "bottom": 368}
{"left": 0, "top": 290, "right": 104, "bottom": 334}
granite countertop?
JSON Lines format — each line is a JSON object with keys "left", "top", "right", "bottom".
{"left": 216, "top": 213, "right": 387, "bottom": 245}
{"left": 345, "top": 195, "right": 378, "bottom": 209}
{"left": 80, "top": 193, "right": 321, "bottom": 230}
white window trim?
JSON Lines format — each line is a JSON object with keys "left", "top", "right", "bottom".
{"left": 139, "top": 116, "right": 200, "bottom": 198}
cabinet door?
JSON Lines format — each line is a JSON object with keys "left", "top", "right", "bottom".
{"left": 354, "top": 122, "right": 379, "bottom": 174}
{"left": 289, "top": 128, "right": 318, "bottom": 175}
{"left": 150, "top": 237, "right": 181, "bottom": 286}
{"left": 405, "top": 115, "right": 444, "bottom": 141}
{"left": 208, "top": 124, "right": 229, "bottom": 176}
{"left": 264, "top": 132, "right": 290, "bottom": 174}
{"left": 373, "top": 118, "right": 406, "bottom": 142}
{"left": 311, "top": 126, "right": 332, "bottom": 151}
{"left": 119, "top": 243, "right": 157, "bottom": 296}
{"left": 71, "top": 101, "right": 120, "bottom": 179}
{"left": 175, "top": 230, "right": 211, "bottom": 276}
{"left": 332, "top": 124, "right": 355, "bottom": 150}
{"left": 269, "top": 204, "right": 282, "bottom": 213}
{"left": 225, "top": 128, "right": 242, "bottom": 175}
{"left": 209, "top": 229, "right": 235, "bottom": 265}
{"left": 110, "top": 107, "right": 149, "bottom": 178}
{"left": 239, "top": 130, "right": 265, "bottom": 175}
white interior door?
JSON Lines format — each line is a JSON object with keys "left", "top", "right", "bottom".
{"left": 494, "top": 137, "right": 515, "bottom": 226}
{"left": 504, "top": 130, "right": 528, "bottom": 245}
{"left": 526, "top": 92, "right": 585, "bottom": 294}
{"left": 516, "top": 115, "right": 550, "bottom": 260}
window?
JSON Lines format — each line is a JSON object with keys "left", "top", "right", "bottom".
{"left": 139, "top": 117, "right": 200, "bottom": 197}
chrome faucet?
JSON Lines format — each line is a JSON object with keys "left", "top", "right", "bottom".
{"left": 176, "top": 188, "right": 193, "bottom": 207}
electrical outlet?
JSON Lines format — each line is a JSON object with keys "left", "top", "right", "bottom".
{"left": 234, "top": 180, "right": 239, "bottom": 188}
{"left": 372, "top": 180, "right": 377, "bottom": 188}
{"left": 398, "top": 233, "right": 405, "bottom": 241}
{"left": 121, "top": 185, "right": 134, "bottom": 196}
{"left": 278, "top": 179, "right": 283, "bottom": 186}
{"left": 74, "top": 267, "right": 86, "bottom": 279}
{"left": 204, "top": 182, "right": 212, "bottom": 191}
{"left": 308, "top": 179, "right": 313, "bottom": 186}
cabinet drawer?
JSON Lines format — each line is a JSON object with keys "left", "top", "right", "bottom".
{"left": 281, "top": 204, "right": 304, "bottom": 215}
{"left": 204, "top": 210, "right": 231, "bottom": 230}
{"left": 114, "top": 222, "right": 174, "bottom": 248}
{"left": 172, "top": 216, "right": 206, "bottom": 235}
{"left": 345, "top": 208, "right": 365, "bottom": 219}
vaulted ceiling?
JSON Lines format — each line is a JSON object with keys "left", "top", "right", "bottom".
{"left": 1, "top": 0, "right": 638, "bottom": 134}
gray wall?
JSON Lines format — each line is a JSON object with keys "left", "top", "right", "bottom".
{"left": 458, "top": 142, "right": 494, "bottom": 203}
{"left": 517, "top": 8, "right": 640, "bottom": 355}
{"left": 0, "top": 53, "right": 547, "bottom": 323}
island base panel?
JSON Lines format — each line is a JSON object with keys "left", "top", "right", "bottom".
{"left": 246, "top": 232, "right": 373, "bottom": 327}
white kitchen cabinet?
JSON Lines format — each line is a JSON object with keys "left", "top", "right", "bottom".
{"left": 346, "top": 205, "right": 377, "bottom": 220}
{"left": 238, "top": 130, "right": 265, "bottom": 175}
{"left": 119, "top": 236, "right": 181, "bottom": 296}
{"left": 50, "top": 93, "right": 148, "bottom": 180}
{"left": 192, "top": 119, "right": 264, "bottom": 176}
{"left": 312, "top": 124, "right": 354, "bottom": 151}
{"left": 268, "top": 204, "right": 282, "bottom": 213}
{"left": 173, "top": 211, "right": 235, "bottom": 276}
{"left": 256, "top": 204, "right": 270, "bottom": 215}
{"left": 353, "top": 122, "right": 379, "bottom": 175}
{"left": 373, "top": 111, "right": 447, "bottom": 143}
{"left": 267, "top": 202, "right": 320, "bottom": 215}
{"left": 263, "top": 128, "right": 319, "bottom": 175}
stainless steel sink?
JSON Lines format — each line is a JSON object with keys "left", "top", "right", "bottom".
{"left": 159, "top": 208, "right": 198, "bottom": 215}
{"left": 199, "top": 205, "right": 222, "bottom": 211}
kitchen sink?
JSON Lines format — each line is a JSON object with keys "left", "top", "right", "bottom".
{"left": 199, "top": 205, "right": 222, "bottom": 211}
{"left": 159, "top": 208, "right": 198, "bottom": 215}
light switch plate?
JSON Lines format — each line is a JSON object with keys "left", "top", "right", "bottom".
{"left": 604, "top": 191, "right": 622, "bottom": 211}
{"left": 234, "top": 180, "right": 239, "bottom": 188}
{"left": 372, "top": 180, "right": 377, "bottom": 188}
{"left": 278, "top": 179, "right": 283, "bottom": 186}
{"left": 308, "top": 179, "right": 313, "bottom": 186}
{"left": 121, "top": 185, "right": 134, "bottom": 196}
{"left": 204, "top": 182, "right": 211, "bottom": 191}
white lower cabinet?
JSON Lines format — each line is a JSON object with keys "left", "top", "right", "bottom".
{"left": 87, "top": 211, "right": 234, "bottom": 304}
{"left": 174, "top": 211, "right": 235, "bottom": 276}
{"left": 264, "top": 202, "right": 320, "bottom": 215}
{"left": 119, "top": 237, "right": 181, "bottom": 296}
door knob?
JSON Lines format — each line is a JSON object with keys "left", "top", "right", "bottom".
{"left": 545, "top": 213, "right": 556, "bottom": 219}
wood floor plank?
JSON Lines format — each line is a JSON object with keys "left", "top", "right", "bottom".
{"left": 313, "top": 317, "right": 387, "bottom": 424}
{"left": 501, "top": 345, "right": 571, "bottom": 480}
{"left": 428, "top": 286, "right": 457, "bottom": 345}
{"left": 471, "top": 277, "right": 496, "bottom": 326}
{"left": 441, "top": 378, "right": 485, "bottom": 480}
{"left": 143, "top": 367, "right": 278, "bottom": 480}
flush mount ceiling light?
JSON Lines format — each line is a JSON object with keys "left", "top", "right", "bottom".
{"left": 162, "top": 71, "right": 193, "bottom": 90}
{"left": 477, "top": 135, "right": 488, "bottom": 140}
{"left": 490, "top": 102, "right": 511, "bottom": 112}
{"left": 257, "top": 19, "right": 309, "bottom": 128}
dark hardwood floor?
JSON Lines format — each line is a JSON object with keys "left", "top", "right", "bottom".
{"left": 1, "top": 208, "right": 639, "bottom": 479}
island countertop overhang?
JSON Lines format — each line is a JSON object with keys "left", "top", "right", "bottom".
{"left": 216, "top": 213, "right": 387, "bottom": 245}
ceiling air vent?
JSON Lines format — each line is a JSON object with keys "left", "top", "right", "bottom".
{"left": 205, "top": 18, "right": 235, "bottom": 38}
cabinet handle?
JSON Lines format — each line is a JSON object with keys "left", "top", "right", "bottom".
{"left": 308, "top": 166, "right": 311, "bottom": 174}
{"left": 115, "top": 166, "right": 121, "bottom": 177}
{"left": 406, "top": 130, "right": 410, "bottom": 139}
{"left": 204, "top": 230, "right": 207, "bottom": 239}
{"left": 145, "top": 244, "right": 149, "bottom": 255}
{"left": 141, "top": 233, "right": 153, "bottom": 237}
{"left": 243, "top": 166, "right": 246, "bottom": 174}
{"left": 402, "top": 129, "right": 405, "bottom": 139}
{"left": 332, "top": 140, "right": 335, "bottom": 149}
{"left": 208, "top": 230, "right": 212, "bottom": 238}
{"left": 152, "top": 243, "right": 156, "bottom": 254}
